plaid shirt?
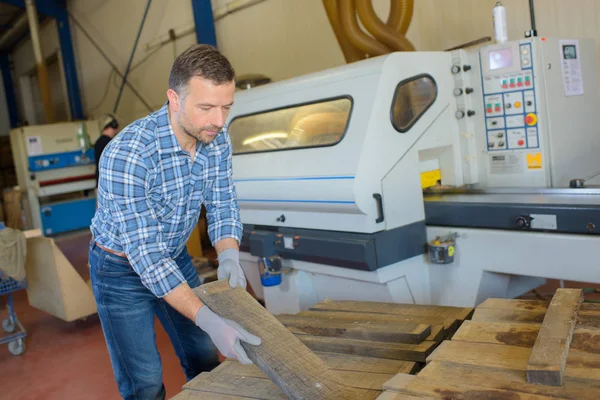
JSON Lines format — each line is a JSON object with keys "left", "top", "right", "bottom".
{"left": 90, "top": 103, "right": 243, "bottom": 297}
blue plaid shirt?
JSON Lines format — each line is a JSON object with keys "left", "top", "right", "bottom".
{"left": 90, "top": 103, "right": 243, "bottom": 297}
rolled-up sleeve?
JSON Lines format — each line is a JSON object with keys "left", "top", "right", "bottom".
{"left": 204, "top": 134, "right": 243, "bottom": 246}
{"left": 102, "top": 147, "right": 186, "bottom": 297}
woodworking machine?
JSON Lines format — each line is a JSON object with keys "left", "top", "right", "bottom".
{"left": 10, "top": 121, "right": 100, "bottom": 236}
{"left": 227, "top": 37, "right": 600, "bottom": 313}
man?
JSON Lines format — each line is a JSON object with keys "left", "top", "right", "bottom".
{"left": 89, "top": 44, "right": 261, "bottom": 400}
{"left": 93, "top": 113, "right": 119, "bottom": 187}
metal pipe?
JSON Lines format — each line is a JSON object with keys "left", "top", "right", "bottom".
{"left": 355, "top": 0, "right": 414, "bottom": 52}
{"left": 68, "top": 11, "right": 153, "bottom": 112}
{"left": 528, "top": 0, "right": 538, "bottom": 36}
{"left": 322, "top": 0, "right": 363, "bottom": 62}
{"left": 25, "top": 0, "right": 55, "bottom": 123}
{"left": 339, "top": 0, "right": 390, "bottom": 57}
{"left": 0, "top": 13, "right": 28, "bottom": 50}
{"left": 113, "top": 0, "right": 152, "bottom": 114}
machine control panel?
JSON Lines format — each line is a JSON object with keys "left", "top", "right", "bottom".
{"left": 480, "top": 42, "right": 539, "bottom": 152}
{"left": 28, "top": 149, "right": 96, "bottom": 172}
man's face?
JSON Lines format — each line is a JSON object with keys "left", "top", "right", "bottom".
{"left": 170, "top": 77, "right": 235, "bottom": 144}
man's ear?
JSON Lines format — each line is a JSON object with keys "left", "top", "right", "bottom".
{"left": 167, "top": 89, "right": 180, "bottom": 112}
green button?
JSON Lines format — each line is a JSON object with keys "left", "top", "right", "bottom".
{"left": 525, "top": 76, "right": 531, "bottom": 81}
{"left": 510, "top": 78, "right": 515, "bottom": 83}
{"left": 517, "top": 77, "right": 523, "bottom": 82}
{"left": 487, "top": 103, "right": 492, "bottom": 108}
{"left": 495, "top": 103, "right": 500, "bottom": 107}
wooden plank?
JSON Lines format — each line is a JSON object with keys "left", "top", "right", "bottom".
{"left": 478, "top": 298, "right": 600, "bottom": 313}
{"left": 214, "top": 360, "right": 394, "bottom": 391}
{"left": 526, "top": 289, "right": 583, "bottom": 386}
{"left": 183, "top": 372, "right": 288, "bottom": 400}
{"left": 383, "top": 372, "right": 556, "bottom": 399}
{"left": 376, "top": 392, "right": 436, "bottom": 400}
{"left": 314, "top": 352, "right": 417, "bottom": 374}
{"left": 297, "top": 310, "right": 447, "bottom": 342}
{"left": 471, "top": 307, "right": 547, "bottom": 324}
{"left": 193, "top": 280, "right": 365, "bottom": 400}
{"left": 276, "top": 314, "right": 431, "bottom": 344}
{"left": 419, "top": 360, "right": 600, "bottom": 400}
{"left": 310, "top": 299, "right": 472, "bottom": 330}
{"left": 450, "top": 320, "right": 600, "bottom": 354}
{"left": 426, "top": 340, "right": 600, "bottom": 382}
{"left": 171, "top": 390, "right": 257, "bottom": 399}
{"left": 296, "top": 335, "right": 436, "bottom": 362}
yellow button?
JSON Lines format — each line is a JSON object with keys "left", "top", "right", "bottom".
{"left": 515, "top": 101, "right": 521, "bottom": 108}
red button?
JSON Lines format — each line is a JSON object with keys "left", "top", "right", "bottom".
{"left": 510, "top": 83, "right": 516, "bottom": 88}
{"left": 502, "top": 84, "right": 508, "bottom": 89}
{"left": 525, "top": 115, "right": 534, "bottom": 124}
{"left": 525, "top": 81, "right": 531, "bottom": 86}
{"left": 495, "top": 107, "right": 501, "bottom": 112}
{"left": 517, "top": 82, "right": 523, "bottom": 87}
{"left": 487, "top": 108, "right": 492, "bottom": 114}
{"left": 518, "top": 140, "right": 524, "bottom": 146}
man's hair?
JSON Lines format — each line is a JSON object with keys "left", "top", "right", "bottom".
{"left": 169, "top": 44, "right": 235, "bottom": 98}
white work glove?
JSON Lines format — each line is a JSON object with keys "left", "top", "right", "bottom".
{"left": 194, "top": 304, "right": 261, "bottom": 364}
{"left": 217, "top": 248, "right": 247, "bottom": 289}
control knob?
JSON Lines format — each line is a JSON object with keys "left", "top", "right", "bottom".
{"left": 465, "top": 88, "right": 474, "bottom": 94}
{"left": 516, "top": 215, "right": 533, "bottom": 229}
{"left": 467, "top": 110, "right": 476, "bottom": 117}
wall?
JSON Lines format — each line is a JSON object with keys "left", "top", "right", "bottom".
{"left": 8, "top": 0, "right": 600, "bottom": 127}
{"left": 0, "top": 74, "right": 9, "bottom": 137}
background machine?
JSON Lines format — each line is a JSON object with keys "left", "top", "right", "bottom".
{"left": 226, "top": 36, "right": 600, "bottom": 314}
{"left": 10, "top": 121, "right": 100, "bottom": 236}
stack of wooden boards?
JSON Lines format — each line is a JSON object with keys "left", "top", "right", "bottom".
{"left": 380, "top": 288, "right": 600, "bottom": 399}
{"left": 172, "top": 280, "right": 473, "bottom": 400}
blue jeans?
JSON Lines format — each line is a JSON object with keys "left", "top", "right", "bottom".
{"left": 88, "top": 242, "right": 219, "bottom": 400}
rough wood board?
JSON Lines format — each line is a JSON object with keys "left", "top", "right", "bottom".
{"left": 478, "top": 298, "right": 600, "bottom": 313}
{"left": 451, "top": 320, "right": 600, "bottom": 354}
{"left": 376, "top": 392, "right": 436, "bottom": 400}
{"left": 419, "top": 360, "right": 600, "bottom": 400}
{"left": 184, "top": 371, "right": 380, "bottom": 400}
{"left": 193, "top": 280, "right": 366, "bottom": 400}
{"left": 310, "top": 299, "right": 472, "bottom": 330}
{"left": 313, "top": 352, "right": 417, "bottom": 374}
{"left": 214, "top": 360, "right": 394, "bottom": 391}
{"left": 297, "top": 310, "right": 446, "bottom": 342}
{"left": 526, "top": 289, "right": 583, "bottom": 386}
{"left": 383, "top": 372, "right": 556, "bottom": 400}
{"left": 172, "top": 390, "right": 256, "bottom": 400}
{"left": 426, "top": 340, "right": 600, "bottom": 382}
{"left": 297, "top": 334, "right": 436, "bottom": 362}
{"left": 276, "top": 314, "right": 431, "bottom": 344}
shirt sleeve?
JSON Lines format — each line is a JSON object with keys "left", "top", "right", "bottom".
{"left": 204, "top": 133, "right": 244, "bottom": 246}
{"left": 102, "top": 146, "right": 187, "bottom": 298}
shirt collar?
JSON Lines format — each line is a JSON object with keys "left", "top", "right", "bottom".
{"left": 156, "top": 102, "right": 183, "bottom": 154}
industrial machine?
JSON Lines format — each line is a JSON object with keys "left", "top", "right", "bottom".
{"left": 10, "top": 121, "right": 100, "bottom": 236}
{"left": 226, "top": 36, "right": 600, "bottom": 314}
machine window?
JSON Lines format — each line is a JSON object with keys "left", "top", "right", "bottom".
{"left": 391, "top": 75, "right": 437, "bottom": 133}
{"left": 228, "top": 97, "right": 352, "bottom": 154}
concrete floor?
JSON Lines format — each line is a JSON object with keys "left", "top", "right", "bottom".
{"left": 0, "top": 230, "right": 599, "bottom": 399}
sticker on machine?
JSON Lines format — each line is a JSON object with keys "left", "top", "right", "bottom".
{"left": 559, "top": 39, "right": 584, "bottom": 96}
{"left": 26, "top": 136, "right": 43, "bottom": 156}
{"left": 526, "top": 152, "right": 542, "bottom": 169}
{"left": 490, "top": 153, "right": 524, "bottom": 174}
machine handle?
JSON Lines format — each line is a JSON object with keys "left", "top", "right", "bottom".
{"left": 373, "top": 193, "right": 384, "bottom": 223}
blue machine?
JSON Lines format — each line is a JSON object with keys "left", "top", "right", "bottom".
{"left": 9, "top": 121, "right": 101, "bottom": 236}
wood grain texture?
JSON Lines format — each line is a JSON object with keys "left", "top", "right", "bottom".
{"left": 276, "top": 314, "right": 431, "bottom": 344}
{"left": 426, "top": 340, "right": 600, "bottom": 382}
{"left": 310, "top": 299, "right": 472, "bottom": 331}
{"left": 314, "top": 352, "right": 417, "bottom": 374}
{"left": 193, "top": 280, "right": 367, "bottom": 400}
{"left": 526, "top": 289, "right": 583, "bottom": 386}
{"left": 296, "top": 335, "right": 437, "bottom": 362}
{"left": 214, "top": 360, "right": 394, "bottom": 391}
{"left": 383, "top": 372, "right": 556, "bottom": 400}
{"left": 419, "top": 360, "right": 600, "bottom": 400}
{"left": 172, "top": 390, "right": 257, "bottom": 400}
{"left": 297, "top": 310, "right": 446, "bottom": 342}
{"left": 376, "top": 392, "right": 436, "bottom": 400}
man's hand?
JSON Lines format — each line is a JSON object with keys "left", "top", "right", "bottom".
{"left": 194, "top": 304, "right": 261, "bottom": 364}
{"left": 217, "top": 248, "right": 247, "bottom": 289}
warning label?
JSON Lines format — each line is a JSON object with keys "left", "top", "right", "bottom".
{"left": 490, "top": 154, "right": 524, "bottom": 174}
{"left": 526, "top": 152, "right": 543, "bottom": 169}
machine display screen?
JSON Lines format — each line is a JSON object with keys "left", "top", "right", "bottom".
{"left": 489, "top": 48, "right": 513, "bottom": 70}
{"left": 563, "top": 44, "right": 577, "bottom": 59}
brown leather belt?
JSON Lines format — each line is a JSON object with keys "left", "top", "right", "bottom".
{"left": 95, "top": 241, "right": 127, "bottom": 258}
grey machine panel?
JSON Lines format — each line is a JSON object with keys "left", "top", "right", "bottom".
{"left": 424, "top": 191, "right": 600, "bottom": 235}
{"left": 240, "top": 221, "right": 427, "bottom": 271}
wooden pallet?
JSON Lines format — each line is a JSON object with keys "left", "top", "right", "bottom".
{"left": 379, "top": 289, "right": 600, "bottom": 400}
{"left": 172, "top": 293, "right": 473, "bottom": 399}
